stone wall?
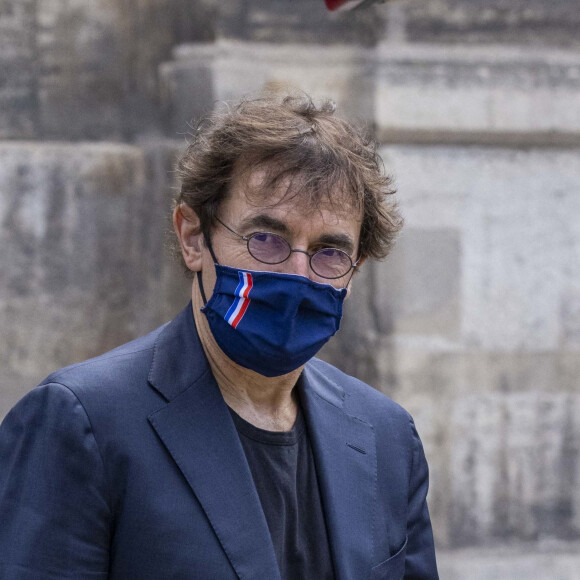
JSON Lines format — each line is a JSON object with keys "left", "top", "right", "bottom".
{"left": 216, "top": 0, "right": 383, "bottom": 46}
{"left": 0, "top": 141, "right": 190, "bottom": 418}
{"left": 374, "top": 44, "right": 580, "bottom": 144}
{"left": 0, "top": 0, "right": 216, "bottom": 140}
{"left": 0, "top": 0, "right": 37, "bottom": 139}
{"left": 1, "top": 0, "right": 580, "bottom": 577}
{"left": 323, "top": 144, "right": 580, "bottom": 551}
{"left": 404, "top": 0, "right": 580, "bottom": 47}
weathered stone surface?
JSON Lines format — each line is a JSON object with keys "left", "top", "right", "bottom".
{"left": 321, "top": 143, "right": 580, "bottom": 549}
{"left": 0, "top": 0, "right": 37, "bottom": 139}
{"left": 450, "top": 393, "right": 580, "bottom": 545}
{"left": 159, "top": 44, "right": 216, "bottom": 136}
{"left": 0, "top": 0, "right": 216, "bottom": 140}
{"left": 375, "top": 44, "right": 580, "bottom": 138}
{"left": 163, "top": 42, "right": 580, "bottom": 142}
{"left": 437, "top": 545, "right": 580, "bottom": 580}
{"left": 377, "top": 145, "right": 580, "bottom": 351}
{"left": 163, "top": 41, "right": 377, "bottom": 131}
{"left": 386, "top": 349, "right": 580, "bottom": 402}
{"left": 0, "top": 141, "right": 190, "bottom": 420}
{"left": 351, "top": 345, "right": 580, "bottom": 548}
{"left": 134, "top": 137, "right": 193, "bottom": 327}
{"left": 319, "top": 263, "right": 383, "bottom": 388}
{"left": 5, "top": 1, "right": 580, "bottom": 142}
{"left": 217, "top": 0, "right": 384, "bottom": 47}
{"left": 405, "top": 0, "right": 580, "bottom": 47}
{"left": 374, "top": 227, "right": 461, "bottom": 338}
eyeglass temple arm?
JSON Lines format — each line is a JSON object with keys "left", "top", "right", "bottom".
{"left": 215, "top": 216, "right": 248, "bottom": 240}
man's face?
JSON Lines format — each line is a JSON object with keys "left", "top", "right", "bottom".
{"left": 199, "top": 168, "right": 363, "bottom": 300}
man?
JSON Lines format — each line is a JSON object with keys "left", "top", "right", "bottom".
{"left": 0, "top": 95, "right": 438, "bottom": 579}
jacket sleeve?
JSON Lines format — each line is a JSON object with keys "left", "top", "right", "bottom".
{"left": 0, "top": 382, "right": 110, "bottom": 579}
{"left": 404, "top": 417, "right": 439, "bottom": 579}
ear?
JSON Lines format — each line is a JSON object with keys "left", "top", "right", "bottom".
{"left": 173, "top": 203, "right": 204, "bottom": 272}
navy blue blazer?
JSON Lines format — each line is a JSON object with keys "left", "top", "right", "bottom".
{"left": 0, "top": 304, "right": 438, "bottom": 579}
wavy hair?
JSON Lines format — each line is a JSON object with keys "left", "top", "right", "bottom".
{"left": 174, "top": 94, "right": 402, "bottom": 266}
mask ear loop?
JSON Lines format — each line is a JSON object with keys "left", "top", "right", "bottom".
{"left": 196, "top": 271, "right": 208, "bottom": 306}
{"left": 203, "top": 230, "right": 220, "bottom": 264}
{"left": 196, "top": 230, "right": 220, "bottom": 307}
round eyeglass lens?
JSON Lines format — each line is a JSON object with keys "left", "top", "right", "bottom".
{"left": 311, "top": 248, "right": 352, "bottom": 279}
{"left": 248, "top": 232, "right": 291, "bottom": 264}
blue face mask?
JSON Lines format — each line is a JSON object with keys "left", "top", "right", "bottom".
{"left": 198, "top": 263, "right": 347, "bottom": 377}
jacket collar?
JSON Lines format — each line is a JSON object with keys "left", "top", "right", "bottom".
{"left": 147, "top": 303, "right": 377, "bottom": 580}
{"left": 299, "top": 362, "right": 377, "bottom": 580}
{"left": 148, "top": 301, "right": 209, "bottom": 402}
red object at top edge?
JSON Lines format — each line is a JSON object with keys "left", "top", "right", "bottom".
{"left": 325, "top": 0, "right": 350, "bottom": 10}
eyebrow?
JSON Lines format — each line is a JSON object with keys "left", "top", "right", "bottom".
{"left": 316, "top": 233, "right": 355, "bottom": 255}
{"left": 238, "top": 213, "right": 356, "bottom": 255}
{"left": 238, "top": 214, "right": 291, "bottom": 236}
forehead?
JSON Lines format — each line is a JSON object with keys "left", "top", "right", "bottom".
{"left": 222, "top": 164, "right": 363, "bottom": 234}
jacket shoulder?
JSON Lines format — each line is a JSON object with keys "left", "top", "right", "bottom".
{"left": 41, "top": 322, "right": 169, "bottom": 397}
{"left": 307, "top": 357, "right": 415, "bottom": 434}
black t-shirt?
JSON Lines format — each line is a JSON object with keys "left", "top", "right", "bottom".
{"left": 228, "top": 404, "right": 335, "bottom": 580}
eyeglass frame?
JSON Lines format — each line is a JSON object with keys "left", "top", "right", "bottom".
{"left": 214, "top": 216, "right": 360, "bottom": 280}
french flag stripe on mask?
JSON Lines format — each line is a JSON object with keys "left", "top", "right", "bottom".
{"left": 225, "top": 271, "right": 253, "bottom": 328}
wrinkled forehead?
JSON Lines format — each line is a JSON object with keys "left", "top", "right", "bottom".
{"left": 229, "top": 159, "right": 362, "bottom": 221}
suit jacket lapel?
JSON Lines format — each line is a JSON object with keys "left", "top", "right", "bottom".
{"left": 147, "top": 304, "right": 280, "bottom": 580}
{"left": 300, "top": 362, "right": 377, "bottom": 580}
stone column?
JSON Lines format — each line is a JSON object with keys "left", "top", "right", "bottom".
{"left": 0, "top": 0, "right": 38, "bottom": 138}
{"left": 0, "top": 142, "right": 189, "bottom": 419}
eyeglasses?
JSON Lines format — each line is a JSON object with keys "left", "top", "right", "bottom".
{"left": 215, "top": 217, "right": 359, "bottom": 280}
